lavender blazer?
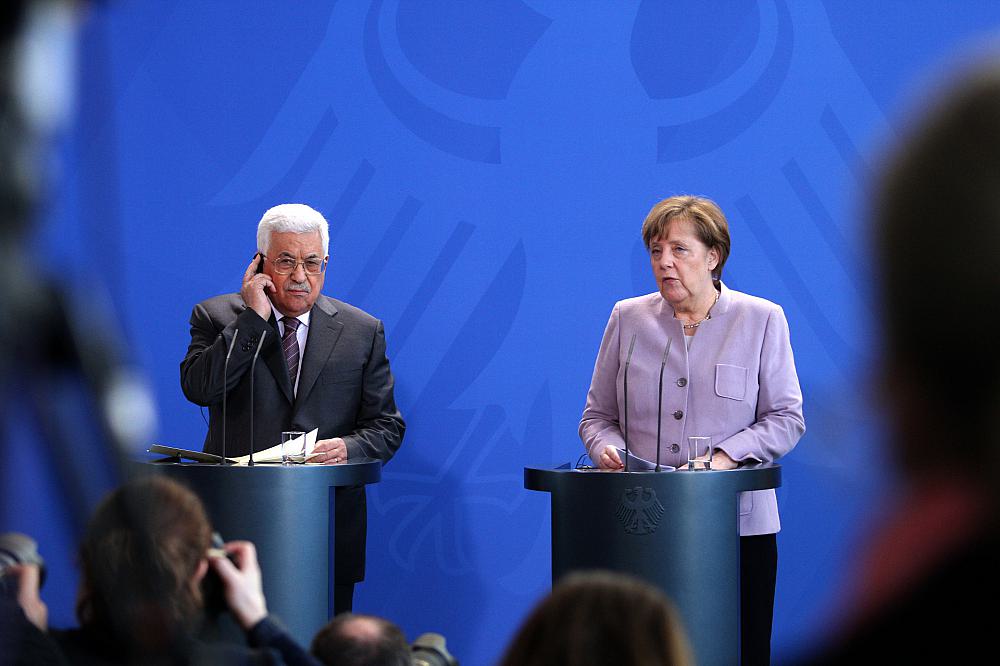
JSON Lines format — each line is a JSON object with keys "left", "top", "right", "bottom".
{"left": 579, "top": 283, "right": 805, "bottom": 535}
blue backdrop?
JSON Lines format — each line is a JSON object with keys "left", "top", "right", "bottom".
{"left": 4, "top": 1, "right": 1000, "bottom": 664}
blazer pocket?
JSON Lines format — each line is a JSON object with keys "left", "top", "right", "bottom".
{"left": 715, "top": 364, "right": 748, "bottom": 401}
{"left": 322, "top": 369, "right": 362, "bottom": 385}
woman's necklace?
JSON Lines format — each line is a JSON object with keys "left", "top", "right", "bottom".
{"left": 681, "top": 289, "right": 720, "bottom": 330}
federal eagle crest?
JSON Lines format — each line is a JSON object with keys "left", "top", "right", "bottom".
{"left": 616, "top": 486, "right": 665, "bottom": 535}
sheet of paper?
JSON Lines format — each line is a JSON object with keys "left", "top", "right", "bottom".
{"left": 613, "top": 447, "right": 675, "bottom": 471}
{"left": 231, "top": 428, "right": 320, "bottom": 465}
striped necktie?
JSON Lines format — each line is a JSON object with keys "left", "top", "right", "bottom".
{"left": 280, "top": 316, "right": 300, "bottom": 387}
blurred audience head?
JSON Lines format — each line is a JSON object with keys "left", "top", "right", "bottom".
{"left": 310, "top": 612, "right": 412, "bottom": 666}
{"left": 498, "top": 570, "right": 693, "bottom": 666}
{"left": 75, "top": 475, "right": 213, "bottom": 656}
{"left": 875, "top": 61, "right": 1000, "bottom": 481}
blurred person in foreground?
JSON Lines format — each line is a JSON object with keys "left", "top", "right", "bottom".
{"left": 310, "top": 613, "right": 410, "bottom": 666}
{"left": 580, "top": 195, "right": 805, "bottom": 664}
{"left": 1, "top": 0, "right": 154, "bottom": 659}
{"left": 181, "top": 203, "right": 405, "bottom": 614}
{"left": 498, "top": 570, "right": 693, "bottom": 666}
{"left": 48, "top": 476, "right": 321, "bottom": 665}
{"left": 0, "top": 554, "right": 65, "bottom": 665}
{"left": 796, "top": 62, "right": 1000, "bottom": 664}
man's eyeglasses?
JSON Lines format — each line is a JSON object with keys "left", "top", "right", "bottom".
{"left": 261, "top": 254, "right": 327, "bottom": 275}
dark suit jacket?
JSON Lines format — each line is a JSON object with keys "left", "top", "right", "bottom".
{"left": 180, "top": 293, "right": 405, "bottom": 582}
{"left": 51, "top": 615, "right": 321, "bottom": 665}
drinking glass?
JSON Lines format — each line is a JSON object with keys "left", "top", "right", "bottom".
{"left": 687, "top": 436, "right": 713, "bottom": 471}
{"left": 281, "top": 431, "right": 306, "bottom": 464}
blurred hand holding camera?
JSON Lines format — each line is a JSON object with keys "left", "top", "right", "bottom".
{"left": 207, "top": 540, "right": 268, "bottom": 631}
{"left": 0, "top": 532, "right": 48, "bottom": 631}
{"left": 5, "top": 564, "right": 48, "bottom": 631}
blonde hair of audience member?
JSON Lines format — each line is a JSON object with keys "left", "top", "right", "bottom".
{"left": 498, "top": 571, "right": 693, "bottom": 666}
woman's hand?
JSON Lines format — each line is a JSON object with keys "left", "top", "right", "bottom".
{"left": 597, "top": 446, "right": 625, "bottom": 470}
{"left": 709, "top": 449, "right": 739, "bottom": 470}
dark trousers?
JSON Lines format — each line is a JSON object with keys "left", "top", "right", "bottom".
{"left": 741, "top": 533, "right": 777, "bottom": 666}
{"left": 333, "top": 583, "right": 355, "bottom": 616}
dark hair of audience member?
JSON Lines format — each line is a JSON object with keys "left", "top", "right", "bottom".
{"left": 75, "top": 476, "right": 213, "bottom": 657}
{"left": 310, "top": 612, "right": 411, "bottom": 666}
{"left": 498, "top": 570, "right": 693, "bottom": 666}
{"left": 875, "top": 63, "right": 1000, "bottom": 482}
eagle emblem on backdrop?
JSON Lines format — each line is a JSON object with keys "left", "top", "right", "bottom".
{"left": 190, "top": 0, "right": 883, "bottom": 644}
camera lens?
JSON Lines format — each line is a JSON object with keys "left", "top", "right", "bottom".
{"left": 412, "top": 632, "right": 457, "bottom": 666}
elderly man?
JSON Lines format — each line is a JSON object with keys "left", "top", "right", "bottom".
{"left": 181, "top": 203, "right": 405, "bottom": 613}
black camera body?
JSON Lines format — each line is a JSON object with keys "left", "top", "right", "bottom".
{"left": 200, "top": 531, "right": 233, "bottom": 618}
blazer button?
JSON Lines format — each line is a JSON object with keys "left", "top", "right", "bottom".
{"left": 669, "top": 443, "right": 680, "bottom": 453}
{"left": 676, "top": 377, "right": 688, "bottom": 387}
{"left": 673, "top": 410, "right": 683, "bottom": 420}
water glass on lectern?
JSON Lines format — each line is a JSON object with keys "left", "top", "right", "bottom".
{"left": 281, "top": 431, "right": 306, "bottom": 464}
{"left": 687, "top": 436, "right": 712, "bottom": 470}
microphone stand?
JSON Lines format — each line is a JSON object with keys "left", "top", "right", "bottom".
{"left": 622, "top": 333, "right": 637, "bottom": 472}
{"left": 248, "top": 330, "right": 267, "bottom": 467}
{"left": 220, "top": 328, "right": 239, "bottom": 465}
{"left": 655, "top": 337, "right": 672, "bottom": 472}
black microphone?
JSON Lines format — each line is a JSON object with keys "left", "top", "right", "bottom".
{"left": 622, "top": 332, "right": 637, "bottom": 472}
{"left": 220, "top": 328, "right": 239, "bottom": 465}
{"left": 248, "top": 329, "right": 267, "bottom": 467}
{"left": 655, "top": 337, "right": 672, "bottom": 472}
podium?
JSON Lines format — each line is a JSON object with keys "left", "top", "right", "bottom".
{"left": 524, "top": 464, "right": 780, "bottom": 666}
{"left": 131, "top": 459, "right": 381, "bottom": 645}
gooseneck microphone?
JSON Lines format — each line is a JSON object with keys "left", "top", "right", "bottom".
{"left": 655, "top": 337, "right": 673, "bottom": 472}
{"left": 220, "top": 328, "right": 239, "bottom": 465}
{"left": 248, "top": 329, "right": 267, "bottom": 467}
{"left": 622, "top": 332, "right": 637, "bottom": 472}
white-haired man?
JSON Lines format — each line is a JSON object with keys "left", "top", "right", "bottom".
{"left": 181, "top": 203, "right": 405, "bottom": 613}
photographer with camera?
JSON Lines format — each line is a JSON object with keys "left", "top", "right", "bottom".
{"left": 1, "top": 533, "right": 48, "bottom": 632}
{"left": 0, "top": 534, "right": 66, "bottom": 665}
{"left": 44, "top": 476, "right": 322, "bottom": 665}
